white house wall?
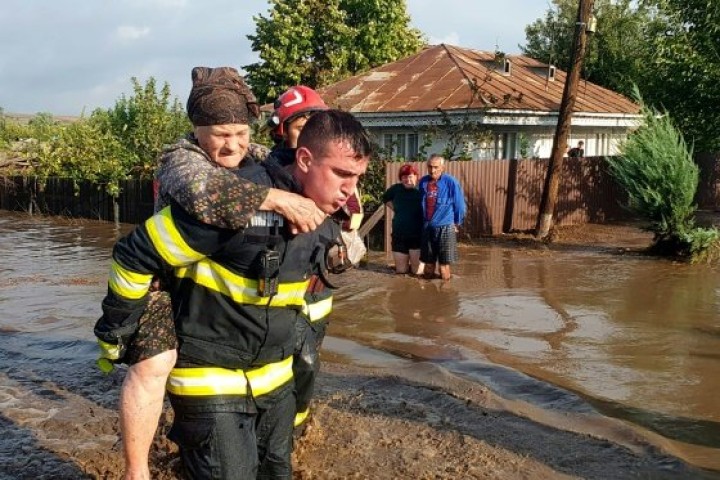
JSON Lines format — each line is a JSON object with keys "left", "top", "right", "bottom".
{"left": 371, "top": 126, "right": 630, "bottom": 161}
{"left": 360, "top": 110, "right": 639, "bottom": 161}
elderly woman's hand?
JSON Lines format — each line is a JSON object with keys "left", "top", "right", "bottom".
{"left": 262, "top": 188, "right": 327, "bottom": 234}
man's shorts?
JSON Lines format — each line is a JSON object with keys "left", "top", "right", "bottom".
{"left": 124, "top": 290, "right": 178, "bottom": 365}
{"left": 391, "top": 233, "right": 421, "bottom": 254}
{"left": 420, "top": 224, "right": 458, "bottom": 265}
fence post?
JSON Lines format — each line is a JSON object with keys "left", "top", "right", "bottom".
{"left": 113, "top": 198, "right": 120, "bottom": 227}
{"left": 28, "top": 177, "right": 36, "bottom": 215}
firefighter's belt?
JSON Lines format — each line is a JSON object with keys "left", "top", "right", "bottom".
{"left": 167, "top": 356, "right": 293, "bottom": 397}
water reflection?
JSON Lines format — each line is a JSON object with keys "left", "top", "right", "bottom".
{"left": 334, "top": 246, "right": 720, "bottom": 470}
{"left": 388, "top": 278, "right": 460, "bottom": 327}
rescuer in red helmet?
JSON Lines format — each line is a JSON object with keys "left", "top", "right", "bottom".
{"left": 265, "top": 86, "right": 367, "bottom": 434}
{"left": 267, "top": 85, "right": 329, "bottom": 149}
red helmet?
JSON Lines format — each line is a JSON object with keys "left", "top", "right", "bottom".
{"left": 268, "top": 86, "right": 328, "bottom": 137}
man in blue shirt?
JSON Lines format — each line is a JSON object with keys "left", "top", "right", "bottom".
{"left": 418, "top": 154, "right": 466, "bottom": 280}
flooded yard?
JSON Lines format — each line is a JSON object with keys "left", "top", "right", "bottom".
{"left": 1, "top": 210, "right": 718, "bottom": 478}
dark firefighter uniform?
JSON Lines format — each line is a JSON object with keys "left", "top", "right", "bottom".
{"left": 294, "top": 274, "right": 334, "bottom": 427}
{"left": 95, "top": 155, "right": 342, "bottom": 479}
{"left": 267, "top": 147, "right": 344, "bottom": 430}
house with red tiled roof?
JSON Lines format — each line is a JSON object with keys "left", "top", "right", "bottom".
{"left": 319, "top": 44, "right": 641, "bottom": 160}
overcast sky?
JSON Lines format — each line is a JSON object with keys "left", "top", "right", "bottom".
{"left": 0, "top": 0, "right": 551, "bottom": 116}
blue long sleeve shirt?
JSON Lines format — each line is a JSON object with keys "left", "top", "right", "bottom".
{"left": 419, "top": 173, "right": 466, "bottom": 227}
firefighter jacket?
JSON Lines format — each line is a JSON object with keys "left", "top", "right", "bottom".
{"left": 95, "top": 155, "right": 342, "bottom": 408}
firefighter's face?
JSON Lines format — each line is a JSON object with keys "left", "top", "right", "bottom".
{"left": 296, "top": 139, "right": 369, "bottom": 214}
{"left": 194, "top": 123, "right": 251, "bottom": 168}
{"left": 284, "top": 115, "right": 310, "bottom": 149}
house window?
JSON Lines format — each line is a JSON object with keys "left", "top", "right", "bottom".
{"left": 383, "top": 134, "right": 393, "bottom": 155}
{"left": 383, "top": 132, "right": 419, "bottom": 160}
{"left": 396, "top": 134, "right": 406, "bottom": 158}
{"left": 476, "top": 138, "right": 495, "bottom": 160}
{"left": 408, "top": 134, "right": 419, "bottom": 159}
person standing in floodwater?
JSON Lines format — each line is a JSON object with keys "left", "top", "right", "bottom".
{"left": 418, "top": 154, "right": 466, "bottom": 281}
{"left": 382, "top": 163, "right": 424, "bottom": 275}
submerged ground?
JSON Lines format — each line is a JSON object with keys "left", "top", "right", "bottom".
{"left": 1, "top": 219, "right": 719, "bottom": 479}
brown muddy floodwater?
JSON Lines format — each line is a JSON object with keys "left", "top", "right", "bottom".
{"left": 1, "top": 210, "right": 719, "bottom": 476}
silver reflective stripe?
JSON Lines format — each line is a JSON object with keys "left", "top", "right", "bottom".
{"left": 248, "top": 211, "right": 285, "bottom": 228}
{"left": 145, "top": 206, "right": 205, "bottom": 266}
{"left": 108, "top": 260, "right": 152, "bottom": 299}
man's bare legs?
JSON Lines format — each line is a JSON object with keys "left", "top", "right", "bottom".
{"left": 438, "top": 264, "right": 451, "bottom": 281}
{"left": 422, "top": 262, "right": 451, "bottom": 280}
{"left": 119, "top": 349, "right": 176, "bottom": 480}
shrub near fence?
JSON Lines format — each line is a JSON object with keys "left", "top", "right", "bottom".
{"left": 0, "top": 176, "right": 154, "bottom": 224}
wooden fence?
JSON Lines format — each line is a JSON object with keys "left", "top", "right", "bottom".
{"left": 0, "top": 176, "right": 154, "bottom": 224}
{"left": 1, "top": 154, "right": 719, "bottom": 238}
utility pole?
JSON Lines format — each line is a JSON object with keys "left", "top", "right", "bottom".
{"left": 535, "top": 0, "right": 595, "bottom": 239}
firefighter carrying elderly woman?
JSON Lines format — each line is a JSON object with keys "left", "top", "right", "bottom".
{"left": 94, "top": 66, "right": 372, "bottom": 480}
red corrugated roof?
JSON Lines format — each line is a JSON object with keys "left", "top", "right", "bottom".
{"left": 320, "top": 44, "right": 639, "bottom": 115}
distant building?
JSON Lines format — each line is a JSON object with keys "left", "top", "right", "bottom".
{"left": 320, "top": 44, "right": 641, "bottom": 160}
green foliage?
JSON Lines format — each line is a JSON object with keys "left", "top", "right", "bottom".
{"left": 679, "top": 227, "right": 720, "bottom": 263}
{"left": 606, "top": 88, "right": 720, "bottom": 260}
{"left": 252, "top": 123, "right": 275, "bottom": 151}
{"left": 32, "top": 119, "right": 137, "bottom": 196}
{"left": 91, "top": 77, "right": 190, "bottom": 177}
{"left": 359, "top": 156, "right": 388, "bottom": 212}
{"left": 639, "top": 0, "right": 720, "bottom": 153}
{"left": 518, "top": 133, "right": 531, "bottom": 158}
{"left": 27, "top": 113, "right": 61, "bottom": 141}
{"left": 0, "top": 112, "right": 62, "bottom": 163}
{"left": 340, "top": 0, "right": 425, "bottom": 74}
{"left": 357, "top": 141, "right": 393, "bottom": 211}
{"left": 0, "top": 109, "right": 18, "bottom": 149}
{"left": 427, "top": 112, "right": 494, "bottom": 161}
{"left": 523, "top": 0, "right": 652, "bottom": 98}
{"left": 1, "top": 77, "right": 189, "bottom": 197}
{"left": 245, "top": 0, "right": 424, "bottom": 102}
{"left": 523, "top": 0, "right": 720, "bottom": 153}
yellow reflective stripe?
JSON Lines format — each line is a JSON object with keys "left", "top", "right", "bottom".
{"left": 108, "top": 260, "right": 152, "bottom": 299}
{"left": 176, "top": 259, "right": 309, "bottom": 307}
{"left": 246, "top": 356, "right": 293, "bottom": 395}
{"left": 145, "top": 206, "right": 205, "bottom": 266}
{"left": 294, "top": 408, "right": 310, "bottom": 427}
{"left": 167, "top": 356, "right": 293, "bottom": 397}
{"left": 97, "top": 339, "right": 122, "bottom": 360}
{"left": 301, "top": 296, "right": 333, "bottom": 322}
{"left": 348, "top": 212, "right": 363, "bottom": 231}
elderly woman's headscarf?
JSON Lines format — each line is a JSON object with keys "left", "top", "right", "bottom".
{"left": 186, "top": 66, "right": 260, "bottom": 126}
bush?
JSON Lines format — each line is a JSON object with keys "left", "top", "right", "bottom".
{"left": 607, "top": 87, "right": 720, "bottom": 261}
{"left": 91, "top": 77, "right": 190, "bottom": 177}
{"left": 32, "top": 119, "right": 137, "bottom": 197}
{"left": 2, "top": 77, "right": 190, "bottom": 197}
